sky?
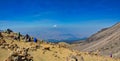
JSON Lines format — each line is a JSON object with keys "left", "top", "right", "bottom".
{"left": 0, "top": 0, "right": 120, "bottom": 37}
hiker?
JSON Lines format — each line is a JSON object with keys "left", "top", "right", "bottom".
{"left": 28, "top": 37, "right": 31, "bottom": 42}
{"left": 34, "top": 37, "right": 37, "bottom": 43}
{"left": 110, "top": 54, "right": 112, "bottom": 58}
{"left": 26, "top": 34, "right": 29, "bottom": 39}
{"left": 24, "top": 34, "right": 31, "bottom": 42}
{"left": 6, "top": 29, "right": 13, "bottom": 34}
{"left": 0, "top": 32, "right": 3, "bottom": 38}
{"left": 17, "top": 32, "right": 21, "bottom": 41}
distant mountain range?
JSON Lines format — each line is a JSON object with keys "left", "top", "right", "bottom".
{"left": 17, "top": 27, "right": 85, "bottom": 43}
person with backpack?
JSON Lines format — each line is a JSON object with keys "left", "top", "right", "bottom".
{"left": 34, "top": 37, "right": 37, "bottom": 43}
{"left": 110, "top": 53, "right": 112, "bottom": 58}
{"left": 17, "top": 32, "right": 21, "bottom": 41}
{"left": 24, "top": 34, "right": 29, "bottom": 42}
{"left": 0, "top": 32, "right": 3, "bottom": 39}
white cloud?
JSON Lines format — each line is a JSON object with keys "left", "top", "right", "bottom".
{"left": 53, "top": 25, "right": 57, "bottom": 28}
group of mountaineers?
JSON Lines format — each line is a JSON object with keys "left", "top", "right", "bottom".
{"left": 3, "top": 29, "right": 38, "bottom": 43}
{"left": 0, "top": 29, "right": 39, "bottom": 61}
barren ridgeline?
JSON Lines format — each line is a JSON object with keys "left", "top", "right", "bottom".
{"left": 71, "top": 22, "right": 120, "bottom": 58}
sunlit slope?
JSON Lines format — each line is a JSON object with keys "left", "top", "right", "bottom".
{"left": 0, "top": 32, "right": 120, "bottom": 61}
{"left": 71, "top": 23, "right": 120, "bottom": 58}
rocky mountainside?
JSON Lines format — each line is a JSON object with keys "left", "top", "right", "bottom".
{"left": 71, "top": 23, "right": 120, "bottom": 58}
{"left": 0, "top": 30, "right": 120, "bottom": 61}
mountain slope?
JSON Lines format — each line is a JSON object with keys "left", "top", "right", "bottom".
{"left": 0, "top": 30, "right": 120, "bottom": 61}
{"left": 71, "top": 23, "right": 120, "bottom": 58}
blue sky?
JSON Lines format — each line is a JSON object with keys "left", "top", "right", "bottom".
{"left": 0, "top": 0, "right": 120, "bottom": 36}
